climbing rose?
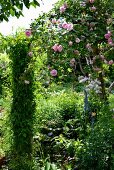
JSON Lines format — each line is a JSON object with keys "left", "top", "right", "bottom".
{"left": 108, "top": 60, "right": 113, "bottom": 65}
{"left": 52, "top": 44, "right": 63, "bottom": 52}
{"left": 52, "top": 18, "right": 57, "bottom": 24}
{"left": 50, "top": 69, "right": 57, "bottom": 76}
{"left": 67, "top": 23, "right": 73, "bottom": 31}
{"left": 25, "top": 29, "right": 32, "bottom": 37}
{"left": 60, "top": 3, "right": 67, "bottom": 13}
{"left": 62, "top": 23, "right": 73, "bottom": 31}
{"left": 60, "top": 5, "right": 66, "bottom": 13}
{"left": 63, "top": 2, "right": 68, "bottom": 8}
{"left": 104, "top": 31, "right": 111, "bottom": 39}
{"left": 57, "top": 45, "right": 63, "bottom": 52}
{"left": 62, "top": 23, "right": 68, "bottom": 29}
{"left": 89, "top": 0, "right": 95, "bottom": 3}
{"left": 52, "top": 44, "right": 58, "bottom": 52}
{"left": 108, "top": 38, "right": 113, "bottom": 45}
{"left": 90, "top": 6, "right": 96, "bottom": 11}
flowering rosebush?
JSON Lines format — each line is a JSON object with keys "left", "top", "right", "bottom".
{"left": 31, "top": 0, "right": 114, "bottom": 98}
{"left": 50, "top": 69, "right": 58, "bottom": 76}
{"left": 25, "top": 29, "right": 32, "bottom": 37}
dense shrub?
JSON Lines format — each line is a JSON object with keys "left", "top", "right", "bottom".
{"left": 33, "top": 89, "right": 84, "bottom": 168}
{"left": 7, "top": 33, "right": 35, "bottom": 170}
{"left": 74, "top": 104, "right": 114, "bottom": 170}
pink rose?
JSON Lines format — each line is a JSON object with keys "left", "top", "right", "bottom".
{"left": 52, "top": 18, "right": 57, "bottom": 24}
{"left": 57, "top": 45, "right": 63, "bottom": 52}
{"left": 104, "top": 31, "right": 111, "bottom": 39}
{"left": 75, "top": 38, "right": 81, "bottom": 43}
{"left": 60, "top": 3, "right": 67, "bottom": 13}
{"left": 63, "top": 2, "right": 68, "bottom": 8}
{"left": 108, "top": 31, "right": 112, "bottom": 36}
{"left": 25, "top": 29, "right": 32, "bottom": 37}
{"left": 67, "top": 23, "right": 73, "bottom": 31}
{"left": 108, "top": 60, "right": 113, "bottom": 65}
{"left": 105, "top": 34, "right": 110, "bottom": 39}
{"left": 62, "top": 23, "right": 68, "bottom": 29}
{"left": 62, "top": 23, "right": 73, "bottom": 31}
{"left": 50, "top": 69, "right": 58, "bottom": 76}
{"left": 52, "top": 44, "right": 63, "bottom": 52}
{"left": 108, "top": 38, "right": 113, "bottom": 45}
{"left": 89, "top": 0, "right": 95, "bottom": 3}
{"left": 52, "top": 44, "right": 58, "bottom": 52}
{"left": 90, "top": 6, "right": 96, "bottom": 11}
{"left": 69, "top": 41, "right": 73, "bottom": 46}
{"left": 60, "top": 5, "right": 66, "bottom": 13}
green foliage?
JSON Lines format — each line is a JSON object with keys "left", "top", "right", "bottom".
{"left": 0, "top": 53, "right": 11, "bottom": 97}
{"left": 33, "top": 89, "right": 84, "bottom": 169}
{"left": 75, "top": 105, "right": 114, "bottom": 170}
{"left": 0, "top": 0, "right": 40, "bottom": 21}
{"left": 41, "top": 162, "right": 59, "bottom": 170}
{"left": 7, "top": 33, "right": 35, "bottom": 169}
{"left": 32, "top": 84, "right": 114, "bottom": 169}
{"left": 0, "top": 0, "right": 114, "bottom": 170}
{"left": 31, "top": 0, "right": 114, "bottom": 97}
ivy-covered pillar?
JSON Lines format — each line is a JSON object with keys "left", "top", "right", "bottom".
{"left": 9, "top": 36, "right": 35, "bottom": 170}
{"left": 0, "top": 75, "right": 2, "bottom": 97}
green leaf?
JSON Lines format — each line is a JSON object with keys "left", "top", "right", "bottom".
{"left": 33, "top": 0, "right": 40, "bottom": 6}
{"left": 67, "top": 68, "right": 72, "bottom": 73}
{"left": 23, "top": 0, "right": 30, "bottom": 8}
{"left": 30, "top": 2, "right": 37, "bottom": 8}
{"left": 45, "top": 162, "right": 51, "bottom": 170}
{"left": 17, "top": 3, "right": 23, "bottom": 10}
{"left": 10, "top": 9, "right": 15, "bottom": 16}
{"left": 50, "top": 164, "right": 57, "bottom": 170}
{"left": 3, "top": 15, "right": 9, "bottom": 21}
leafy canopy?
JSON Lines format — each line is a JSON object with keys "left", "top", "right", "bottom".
{"left": 0, "top": 0, "right": 40, "bottom": 21}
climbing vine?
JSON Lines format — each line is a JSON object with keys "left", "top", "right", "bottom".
{"left": 8, "top": 32, "right": 35, "bottom": 170}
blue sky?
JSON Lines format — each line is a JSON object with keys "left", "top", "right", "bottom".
{"left": 0, "top": 0, "right": 58, "bottom": 35}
